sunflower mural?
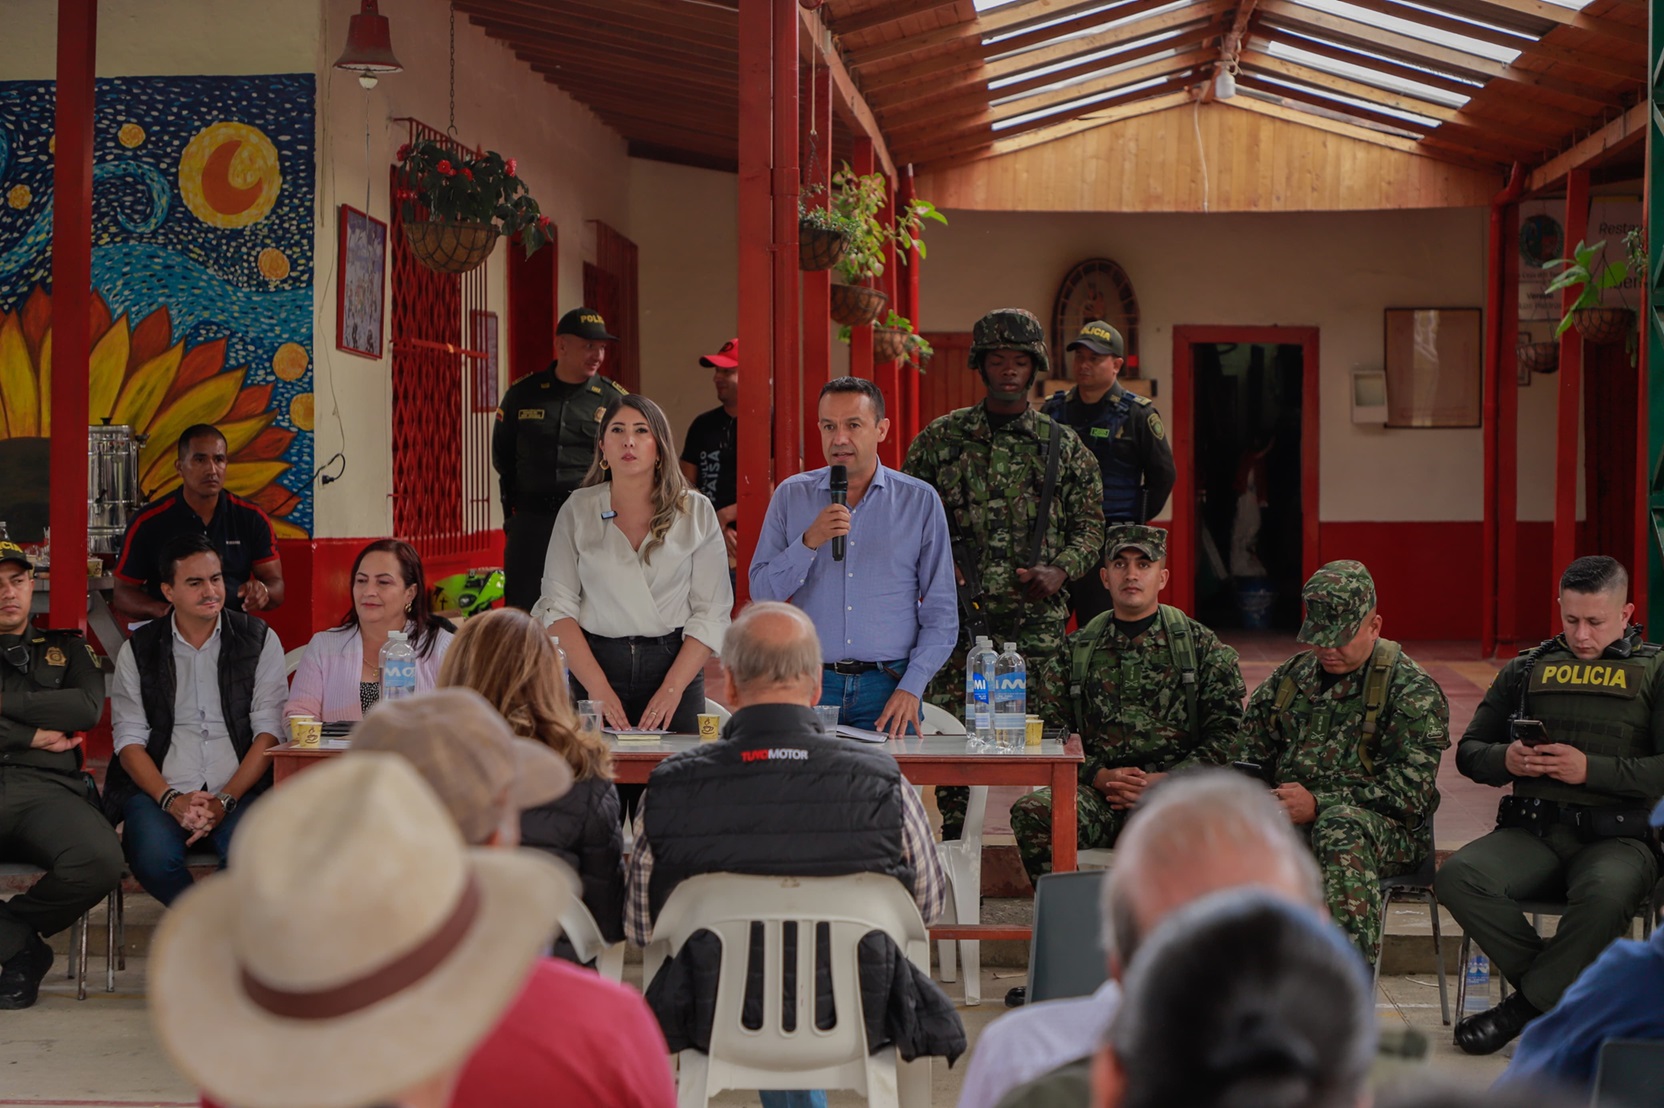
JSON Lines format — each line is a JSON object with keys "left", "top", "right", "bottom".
{"left": 0, "top": 75, "right": 315, "bottom": 541}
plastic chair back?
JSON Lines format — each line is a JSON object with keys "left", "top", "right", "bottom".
{"left": 919, "top": 701, "right": 966, "bottom": 736}
{"left": 1594, "top": 1039, "right": 1664, "bottom": 1108}
{"left": 1026, "top": 869, "right": 1108, "bottom": 1004}
{"left": 644, "top": 872, "right": 928, "bottom": 1107}
{"left": 283, "top": 646, "right": 306, "bottom": 678}
{"left": 704, "top": 698, "right": 733, "bottom": 725}
{"left": 558, "top": 897, "right": 625, "bottom": 982}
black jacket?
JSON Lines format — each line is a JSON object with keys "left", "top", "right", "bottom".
{"left": 521, "top": 773, "right": 625, "bottom": 946}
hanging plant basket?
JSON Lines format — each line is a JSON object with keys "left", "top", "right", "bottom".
{"left": 1571, "top": 307, "right": 1636, "bottom": 346}
{"left": 829, "top": 283, "right": 889, "bottom": 327}
{"left": 799, "top": 220, "right": 849, "bottom": 272}
{"left": 403, "top": 219, "right": 500, "bottom": 275}
{"left": 1517, "top": 341, "right": 1558, "bottom": 376}
{"left": 873, "top": 327, "right": 912, "bottom": 361}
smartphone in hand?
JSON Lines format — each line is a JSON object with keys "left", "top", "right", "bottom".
{"left": 1510, "top": 718, "right": 1550, "bottom": 747}
{"left": 1232, "top": 760, "right": 1269, "bottom": 784}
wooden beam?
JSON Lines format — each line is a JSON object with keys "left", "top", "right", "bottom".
{"left": 1223, "top": 92, "right": 1463, "bottom": 159}
{"left": 459, "top": 0, "right": 734, "bottom": 31}
{"left": 919, "top": 88, "right": 1197, "bottom": 170}
{"left": 830, "top": 0, "right": 965, "bottom": 38}
{"left": 524, "top": 56, "right": 736, "bottom": 97}
{"left": 1201, "top": 0, "right": 1259, "bottom": 104}
{"left": 847, "top": 0, "right": 1126, "bottom": 71}
{"left": 1261, "top": 31, "right": 1484, "bottom": 98}
{"left": 1234, "top": 73, "right": 1435, "bottom": 134}
{"left": 799, "top": 6, "right": 895, "bottom": 178}
{"left": 1525, "top": 100, "right": 1649, "bottom": 191}
{"left": 990, "top": 47, "right": 1216, "bottom": 124}
{"left": 464, "top": 11, "right": 737, "bottom": 57}
{"left": 852, "top": 0, "right": 1177, "bottom": 71}
{"left": 625, "top": 140, "right": 736, "bottom": 173}
{"left": 985, "top": 0, "right": 1234, "bottom": 80}
{"left": 1344, "top": 0, "right": 1644, "bottom": 79}
{"left": 1455, "top": 0, "right": 1641, "bottom": 41}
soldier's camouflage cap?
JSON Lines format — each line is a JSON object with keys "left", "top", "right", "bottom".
{"left": 1105, "top": 524, "right": 1166, "bottom": 562}
{"left": 969, "top": 307, "right": 1050, "bottom": 378}
{"left": 1297, "top": 560, "right": 1377, "bottom": 648}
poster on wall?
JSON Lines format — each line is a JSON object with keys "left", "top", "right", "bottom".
{"left": 0, "top": 74, "right": 317, "bottom": 540}
{"left": 337, "top": 204, "right": 385, "bottom": 359}
{"left": 470, "top": 310, "right": 498, "bottom": 413}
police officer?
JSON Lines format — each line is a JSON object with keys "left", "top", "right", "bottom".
{"left": 1011, "top": 525, "right": 1245, "bottom": 883}
{"left": 1195, "top": 560, "right": 1449, "bottom": 959}
{"left": 493, "top": 307, "right": 630, "bottom": 611}
{"left": 1436, "top": 555, "right": 1664, "bottom": 1055}
{"left": 1042, "top": 321, "right": 1175, "bottom": 625}
{"left": 903, "top": 307, "right": 1105, "bottom": 838}
{"left": 0, "top": 541, "right": 123, "bottom": 1009}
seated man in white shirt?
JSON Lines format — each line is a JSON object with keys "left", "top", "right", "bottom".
{"left": 955, "top": 770, "right": 1325, "bottom": 1108}
{"left": 104, "top": 533, "right": 288, "bottom": 905}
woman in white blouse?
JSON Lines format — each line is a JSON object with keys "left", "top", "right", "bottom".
{"left": 533, "top": 394, "right": 731, "bottom": 733}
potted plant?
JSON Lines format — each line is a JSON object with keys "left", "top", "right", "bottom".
{"left": 838, "top": 311, "right": 934, "bottom": 368}
{"left": 394, "top": 140, "right": 553, "bottom": 275}
{"left": 1543, "top": 229, "right": 1645, "bottom": 352}
{"left": 798, "top": 184, "right": 857, "bottom": 273}
{"left": 824, "top": 163, "right": 947, "bottom": 327}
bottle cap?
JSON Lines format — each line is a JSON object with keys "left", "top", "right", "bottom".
{"left": 1004, "top": 642, "right": 1016, "bottom": 652}
{"left": 388, "top": 630, "right": 408, "bottom": 641}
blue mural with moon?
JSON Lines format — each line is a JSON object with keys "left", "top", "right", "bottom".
{"left": 0, "top": 74, "right": 316, "bottom": 538}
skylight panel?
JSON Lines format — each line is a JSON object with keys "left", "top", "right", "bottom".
{"left": 975, "top": 0, "right": 1025, "bottom": 10}
{"left": 991, "top": 45, "right": 1183, "bottom": 105}
{"left": 1252, "top": 73, "right": 1442, "bottom": 128}
{"left": 1264, "top": 40, "right": 1472, "bottom": 108}
{"left": 988, "top": 28, "right": 1185, "bottom": 88}
{"left": 1270, "top": 27, "right": 1488, "bottom": 92}
{"left": 993, "top": 76, "right": 1168, "bottom": 130}
{"left": 1287, "top": 0, "right": 1522, "bottom": 63}
{"left": 984, "top": 0, "right": 1187, "bottom": 49}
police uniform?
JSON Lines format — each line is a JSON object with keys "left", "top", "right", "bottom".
{"left": 902, "top": 308, "right": 1105, "bottom": 838}
{"left": 1011, "top": 526, "right": 1245, "bottom": 881}
{"left": 1194, "top": 561, "right": 1449, "bottom": 958}
{"left": 492, "top": 308, "right": 629, "bottom": 612}
{"left": 1435, "top": 628, "right": 1664, "bottom": 1050}
{"left": 0, "top": 544, "right": 124, "bottom": 1007}
{"left": 1042, "top": 322, "right": 1176, "bottom": 625}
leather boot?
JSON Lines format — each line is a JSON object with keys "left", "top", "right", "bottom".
{"left": 0, "top": 934, "right": 54, "bottom": 1010}
{"left": 1454, "top": 990, "right": 1540, "bottom": 1055}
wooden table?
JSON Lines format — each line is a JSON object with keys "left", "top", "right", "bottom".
{"left": 268, "top": 732, "right": 1084, "bottom": 942}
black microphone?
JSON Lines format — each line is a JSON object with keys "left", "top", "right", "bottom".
{"left": 829, "top": 464, "right": 848, "bottom": 562}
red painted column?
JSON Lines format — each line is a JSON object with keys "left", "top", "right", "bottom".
{"left": 847, "top": 138, "right": 874, "bottom": 378}
{"left": 876, "top": 174, "right": 901, "bottom": 469}
{"left": 801, "top": 65, "right": 833, "bottom": 458}
{"left": 770, "top": 1, "right": 800, "bottom": 480}
{"left": 1497, "top": 199, "right": 1522, "bottom": 649}
{"left": 49, "top": 0, "right": 97, "bottom": 632}
{"left": 1481, "top": 166, "right": 1524, "bottom": 657}
{"left": 1551, "top": 168, "right": 1589, "bottom": 623}
{"left": 900, "top": 167, "right": 922, "bottom": 447}
{"left": 734, "top": 0, "right": 774, "bottom": 604}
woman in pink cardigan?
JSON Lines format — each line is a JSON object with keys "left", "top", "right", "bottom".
{"left": 285, "top": 539, "right": 453, "bottom": 722}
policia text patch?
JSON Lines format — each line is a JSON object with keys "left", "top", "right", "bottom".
{"left": 1529, "top": 660, "right": 1643, "bottom": 698}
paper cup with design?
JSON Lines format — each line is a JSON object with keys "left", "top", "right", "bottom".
{"left": 289, "top": 716, "right": 322, "bottom": 748}
{"left": 697, "top": 713, "right": 721, "bottom": 742}
{"left": 1025, "top": 715, "right": 1044, "bottom": 747}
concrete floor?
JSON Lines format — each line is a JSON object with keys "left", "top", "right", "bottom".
{"left": 0, "top": 956, "right": 1511, "bottom": 1107}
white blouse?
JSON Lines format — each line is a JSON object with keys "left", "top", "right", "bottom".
{"left": 533, "top": 483, "right": 732, "bottom": 654}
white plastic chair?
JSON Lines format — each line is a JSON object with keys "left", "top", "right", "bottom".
{"left": 644, "top": 873, "right": 932, "bottom": 1108}
{"left": 1077, "top": 849, "right": 1115, "bottom": 870}
{"left": 919, "top": 703, "right": 988, "bottom": 1004}
{"left": 703, "top": 697, "right": 733, "bottom": 725}
{"left": 558, "top": 897, "right": 625, "bottom": 982}
{"left": 283, "top": 646, "right": 306, "bottom": 677}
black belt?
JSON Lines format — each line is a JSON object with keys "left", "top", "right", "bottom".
{"left": 587, "top": 629, "right": 684, "bottom": 647}
{"left": 824, "top": 660, "right": 903, "bottom": 677}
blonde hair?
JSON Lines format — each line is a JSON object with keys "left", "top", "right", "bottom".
{"left": 437, "top": 608, "right": 611, "bottom": 782}
{"left": 581, "top": 394, "right": 689, "bottom": 564}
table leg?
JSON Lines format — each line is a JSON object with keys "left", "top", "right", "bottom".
{"left": 1051, "top": 763, "right": 1077, "bottom": 873}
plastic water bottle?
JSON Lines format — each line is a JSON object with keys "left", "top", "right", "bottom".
{"left": 379, "top": 630, "right": 417, "bottom": 702}
{"left": 1463, "top": 950, "right": 1492, "bottom": 1013}
{"left": 966, "top": 637, "right": 996, "bottom": 742}
{"left": 993, "top": 642, "right": 1027, "bottom": 751}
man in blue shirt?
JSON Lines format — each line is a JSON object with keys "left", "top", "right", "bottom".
{"left": 751, "top": 377, "right": 957, "bottom": 736}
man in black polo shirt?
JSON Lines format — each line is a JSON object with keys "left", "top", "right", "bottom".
{"left": 678, "top": 337, "right": 739, "bottom": 567}
{"left": 113, "top": 424, "right": 284, "bottom": 620}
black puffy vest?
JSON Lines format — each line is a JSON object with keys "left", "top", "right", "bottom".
{"left": 644, "top": 703, "right": 912, "bottom": 922}
{"left": 1043, "top": 386, "right": 1142, "bottom": 521}
{"left": 101, "top": 611, "right": 271, "bottom": 823}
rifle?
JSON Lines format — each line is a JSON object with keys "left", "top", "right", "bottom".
{"left": 950, "top": 536, "right": 991, "bottom": 646}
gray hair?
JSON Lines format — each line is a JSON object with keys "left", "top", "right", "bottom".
{"left": 722, "top": 602, "right": 822, "bottom": 691}
{"left": 1101, "top": 769, "right": 1324, "bottom": 964}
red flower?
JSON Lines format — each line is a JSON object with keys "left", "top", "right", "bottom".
{"left": 536, "top": 214, "right": 551, "bottom": 230}
{"left": 396, "top": 143, "right": 412, "bottom": 161}
{"left": 461, "top": 167, "right": 474, "bottom": 181}
{"left": 505, "top": 158, "right": 518, "bottom": 177}
{"left": 395, "top": 187, "right": 417, "bottom": 202}
{"left": 436, "top": 160, "right": 454, "bottom": 176}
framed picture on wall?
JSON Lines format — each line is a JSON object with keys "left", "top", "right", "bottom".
{"left": 1382, "top": 308, "right": 1483, "bottom": 428}
{"left": 337, "top": 205, "right": 386, "bottom": 359}
{"left": 470, "top": 310, "right": 499, "bottom": 413}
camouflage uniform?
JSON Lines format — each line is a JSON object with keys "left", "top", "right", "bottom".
{"left": 902, "top": 309, "right": 1105, "bottom": 838}
{"left": 1192, "top": 561, "right": 1450, "bottom": 957}
{"left": 1011, "top": 528, "right": 1246, "bottom": 879}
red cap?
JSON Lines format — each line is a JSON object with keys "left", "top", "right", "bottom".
{"left": 699, "top": 339, "right": 739, "bottom": 369}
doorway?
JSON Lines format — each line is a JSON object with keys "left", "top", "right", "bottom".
{"left": 1170, "top": 326, "right": 1320, "bottom": 625}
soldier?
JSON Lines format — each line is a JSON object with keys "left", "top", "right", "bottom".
{"left": 903, "top": 307, "right": 1104, "bottom": 838}
{"left": 1436, "top": 556, "right": 1664, "bottom": 1056}
{"left": 1042, "top": 322, "right": 1175, "bottom": 624}
{"left": 493, "top": 307, "right": 630, "bottom": 612}
{"left": 1009, "top": 525, "right": 1245, "bottom": 884}
{"left": 0, "top": 541, "right": 124, "bottom": 1009}
{"left": 1194, "top": 560, "right": 1448, "bottom": 959}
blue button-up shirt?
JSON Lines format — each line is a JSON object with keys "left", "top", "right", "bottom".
{"left": 749, "top": 463, "right": 958, "bottom": 700}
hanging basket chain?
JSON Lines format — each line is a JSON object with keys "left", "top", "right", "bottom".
{"left": 448, "top": 3, "right": 458, "bottom": 137}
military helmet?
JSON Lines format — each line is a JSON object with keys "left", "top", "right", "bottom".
{"left": 969, "top": 307, "right": 1050, "bottom": 378}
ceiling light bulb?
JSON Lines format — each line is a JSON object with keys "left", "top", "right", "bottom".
{"left": 357, "top": 72, "right": 379, "bottom": 90}
{"left": 1215, "top": 70, "right": 1237, "bottom": 100}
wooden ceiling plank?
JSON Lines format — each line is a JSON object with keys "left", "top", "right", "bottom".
{"left": 523, "top": 55, "right": 736, "bottom": 94}
{"left": 1234, "top": 75, "right": 1438, "bottom": 135}
{"left": 464, "top": 7, "right": 738, "bottom": 54}
{"left": 800, "top": 7, "right": 897, "bottom": 178}
{"left": 625, "top": 140, "right": 737, "bottom": 174}
{"left": 849, "top": 0, "right": 1140, "bottom": 71}
{"left": 854, "top": 0, "right": 1180, "bottom": 72}
{"left": 1256, "top": 30, "right": 1484, "bottom": 96}
{"left": 1240, "top": 49, "right": 1458, "bottom": 119}
{"left": 1453, "top": 0, "right": 1637, "bottom": 42}
{"left": 1346, "top": 0, "right": 1643, "bottom": 76}
{"left": 461, "top": 0, "right": 734, "bottom": 30}
{"left": 1223, "top": 94, "right": 1498, "bottom": 169}
{"left": 988, "top": 48, "right": 1216, "bottom": 124}
{"left": 472, "top": 21, "right": 739, "bottom": 73}
{"left": 983, "top": 1, "right": 1234, "bottom": 80}
{"left": 832, "top": 0, "right": 967, "bottom": 38}
{"left": 1525, "top": 99, "right": 1648, "bottom": 191}
{"left": 915, "top": 88, "right": 1196, "bottom": 172}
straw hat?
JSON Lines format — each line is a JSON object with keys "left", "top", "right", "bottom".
{"left": 149, "top": 755, "right": 571, "bottom": 1108}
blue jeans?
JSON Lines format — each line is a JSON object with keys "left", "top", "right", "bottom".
{"left": 818, "top": 660, "right": 914, "bottom": 732}
{"left": 122, "top": 791, "right": 252, "bottom": 906}
{"left": 760, "top": 1092, "right": 827, "bottom": 1108}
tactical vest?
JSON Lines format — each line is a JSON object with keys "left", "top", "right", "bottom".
{"left": 506, "top": 368, "right": 627, "bottom": 514}
{"left": 643, "top": 706, "right": 911, "bottom": 922}
{"left": 0, "top": 629, "right": 97, "bottom": 776}
{"left": 1069, "top": 604, "right": 1200, "bottom": 748}
{"left": 1043, "top": 386, "right": 1144, "bottom": 521}
{"left": 1273, "top": 639, "right": 1403, "bottom": 776}
{"left": 1515, "top": 637, "right": 1663, "bottom": 807}
{"left": 101, "top": 611, "right": 271, "bottom": 823}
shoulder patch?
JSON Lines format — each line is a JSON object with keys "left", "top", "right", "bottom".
{"left": 1132, "top": 393, "right": 1153, "bottom": 406}
{"left": 1147, "top": 411, "right": 1164, "bottom": 440}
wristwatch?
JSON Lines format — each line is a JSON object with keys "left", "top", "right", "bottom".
{"left": 216, "top": 792, "right": 238, "bottom": 813}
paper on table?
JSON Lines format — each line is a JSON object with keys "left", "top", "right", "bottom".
{"left": 606, "top": 728, "right": 672, "bottom": 743}
{"left": 835, "top": 724, "right": 888, "bottom": 744}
